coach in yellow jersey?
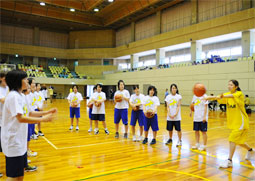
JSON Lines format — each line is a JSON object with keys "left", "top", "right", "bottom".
{"left": 205, "top": 80, "right": 254, "bottom": 168}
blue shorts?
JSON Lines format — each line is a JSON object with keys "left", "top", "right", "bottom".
{"left": 89, "top": 108, "right": 92, "bottom": 119}
{"left": 70, "top": 107, "right": 80, "bottom": 118}
{"left": 91, "top": 114, "right": 105, "bottom": 121}
{"left": 144, "top": 114, "right": 159, "bottom": 132}
{"left": 114, "top": 108, "right": 128, "bottom": 125}
{"left": 167, "top": 121, "right": 181, "bottom": 131}
{"left": 193, "top": 122, "right": 207, "bottom": 132}
{"left": 130, "top": 110, "right": 144, "bottom": 126}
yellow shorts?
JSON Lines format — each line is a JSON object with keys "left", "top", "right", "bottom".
{"left": 228, "top": 129, "right": 248, "bottom": 144}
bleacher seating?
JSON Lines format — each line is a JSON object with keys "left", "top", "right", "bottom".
{"left": 18, "top": 64, "right": 47, "bottom": 78}
{"left": 49, "top": 66, "right": 73, "bottom": 78}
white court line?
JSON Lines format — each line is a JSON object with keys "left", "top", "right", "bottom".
{"left": 41, "top": 136, "right": 58, "bottom": 150}
{"left": 57, "top": 140, "right": 125, "bottom": 150}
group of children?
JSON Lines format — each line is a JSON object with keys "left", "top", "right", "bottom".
{"left": 70, "top": 79, "right": 254, "bottom": 169}
{"left": 0, "top": 70, "right": 57, "bottom": 180}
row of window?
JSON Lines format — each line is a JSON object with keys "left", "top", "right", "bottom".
{"left": 118, "top": 46, "right": 246, "bottom": 70}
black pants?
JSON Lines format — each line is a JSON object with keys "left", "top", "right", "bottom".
{"left": 219, "top": 104, "right": 226, "bottom": 112}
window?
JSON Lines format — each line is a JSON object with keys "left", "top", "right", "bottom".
{"left": 164, "top": 57, "right": 170, "bottom": 64}
{"left": 201, "top": 52, "right": 206, "bottom": 59}
{"left": 170, "top": 54, "right": 191, "bottom": 63}
{"left": 230, "top": 46, "right": 242, "bottom": 56}
{"left": 118, "top": 63, "right": 128, "bottom": 70}
{"left": 138, "top": 62, "right": 144, "bottom": 67}
{"left": 144, "top": 60, "right": 156, "bottom": 66}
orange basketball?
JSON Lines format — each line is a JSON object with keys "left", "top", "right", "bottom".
{"left": 190, "top": 103, "right": 194, "bottom": 112}
{"left": 95, "top": 102, "right": 101, "bottom": 107}
{"left": 193, "top": 83, "right": 206, "bottom": 97}
{"left": 115, "top": 94, "right": 123, "bottom": 102}
{"left": 87, "top": 103, "right": 93, "bottom": 109}
{"left": 132, "top": 105, "right": 140, "bottom": 111}
{"left": 145, "top": 109, "right": 154, "bottom": 118}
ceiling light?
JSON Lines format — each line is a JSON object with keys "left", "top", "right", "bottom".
{"left": 15, "top": 54, "right": 19, "bottom": 57}
{"left": 40, "top": 2, "right": 45, "bottom": 6}
{"left": 53, "top": 57, "right": 56, "bottom": 60}
{"left": 108, "top": 0, "right": 114, "bottom": 2}
{"left": 70, "top": 8, "right": 75, "bottom": 12}
{"left": 94, "top": 8, "right": 99, "bottom": 12}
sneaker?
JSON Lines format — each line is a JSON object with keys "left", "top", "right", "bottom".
{"left": 150, "top": 139, "right": 156, "bottom": 145}
{"left": 28, "top": 150, "right": 37, "bottom": 157}
{"left": 199, "top": 145, "right": 206, "bottom": 151}
{"left": 192, "top": 143, "right": 200, "bottom": 150}
{"left": 142, "top": 138, "right": 148, "bottom": 144}
{"left": 165, "top": 139, "right": 172, "bottom": 145}
{"left": 28, "top": 159, "right": 31, "bottom": 163}
{"left": 105, "top": 129, "right": 109, "bottom": 135}
{"left": 245, "top": 149, "right": 254, "bottom": 160}
{"left": 94, "top": 129, "right": 99, "bottom": 135}
{"left": 115, "top": 132, "right": 119, "bottom": 138}
{"left": 69, "top": 125, "right": 73, "bottom": 130}
{"left": 132, "top": 135, "right": 137, "bottom": 142}
{"left": 88, "top": 128, "right": 92, "bottom": 133}
{"left": 0, "top": 173, "right": 3, "bottom": 177}
{"left": 176, "top": 140, "right": 182, "bottom": 147}
{"left": 25, "top": 165, "right": 37, "bottom": 172}
{"left": 76, "top": 126, "right": 79, "bottom": 131}
{"left": 31, "top": 134, "right": 38, "bottom": 140}
{"left": 38, "top": 131, "right": 44, "bottom": 136}
{"left": 219, "top": 159, "right": 233, "bottom": 168}
{"left": 138, "top": 136, "right": 143, "bottom": 141}
{"left": 124, "top": 133, "right": 128, "bottom": 139}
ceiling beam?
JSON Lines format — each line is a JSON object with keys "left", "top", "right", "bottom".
{"left": 82, "top": 0, "right": 105, "bottom": 11}
{"left": 0, "top": 1, "right": 104, "bottom": 27}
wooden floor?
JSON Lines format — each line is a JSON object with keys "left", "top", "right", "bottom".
{"left": 0, "top": 99, "right": 254, "bottom": 180}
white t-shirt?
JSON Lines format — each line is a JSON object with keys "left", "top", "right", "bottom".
{"left": 130, "top": 94, "right": 145, "bottom": 110}
{"left": 165, "top": 94, "right": 182, "bottom": 121}
{"left": 91, "top": 92, "right": 106, "bottom": 114}
{"left": 35, "top": 91, "right": 45, "bottom": 109}
{"left": 114, "top": 90, "right": 130, "bottom": 109}
{"left": 1, "top": 91, "right": 28, "bottom": 157}
{"left": 42, "top": 89, "right": 48, "bottom": 99}
{"left": 67, "top": 92, "right": 83, "bottom": 108}
{"left": 29, "top": 92, "right": 37, "bottom": 111}
{"left": 0, "top": 86, "right": 9, "bottom": 126}
{"left": 142, "top": 95, "right": 160, "bottom": 113}
{"left": 192, "top": 94, "right": 209, "bottom": 122}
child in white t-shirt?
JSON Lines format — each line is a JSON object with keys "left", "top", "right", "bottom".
{"left": 35, "top": 83, "right": 45, "bottom": 136}
{"left": 165, "top": 84, "right": 182, "bottom": 147}
{"left": 2, "top": 70, "right": 57, "bottom": 180}
{"left": 114, "top": 80, "right": 130, "bottom": 139}
{"left": 67, "top": 85, "right": 83, "bottom": 131}
{"left": 87, "top": 86, "right": 96, "bottom": 133}
{"left": 90, "top": 84, "right": 109, "bottom": 135}
{"left": 142, "top": 86, "right": 160, "bottom": 145}
{"left": 190, "top": 94, "right": 208, "bottom": 151}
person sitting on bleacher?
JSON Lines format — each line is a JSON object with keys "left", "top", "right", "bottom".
{"left": 244, "top": 95, "right": 250, "bottom": 109}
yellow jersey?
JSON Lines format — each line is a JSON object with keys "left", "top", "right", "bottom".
{"left": 218, "top": 91, "right": 249, "bottom": 130}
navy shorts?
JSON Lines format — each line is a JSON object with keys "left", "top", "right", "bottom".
{"left": 91, "top": 114, "right": 105, "bottom": 121}
{"left": 27, "top": 124, "right": 34, "bottom": 141}
{"left": 5, "top": 152, "right": 27, "bottom": 178}
{"left": 70, "top": 107, "right": 80, "bottom": 118}
{"left": 89, "top": 108, "right": 92, "bottom": 119}
{"left": 114, "top": 108, "right": 128, "bottom": 125}
{"left": 144, "top": 114, "right": 159, "bottom": 132}
{"left": 0, "top": 127, "right": 2, "bottom": 152}
{"left": 167, "top": 121, "right": 181, "bottom": 131}
{"left": 130, "top": 110, "right": 144, "bottom": 126}
{"left": 193, "top": 122, "right": 207, "bottom": 132}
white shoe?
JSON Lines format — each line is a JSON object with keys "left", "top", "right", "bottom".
{"left": 219, "top": 160, "right": 233, "bottom": 168}
{"left": 76, "top": 126, "right": 79, "bottom": 131}
{"left": 192, "top": 143, "right": 200, "bottom": 150}
{"left": 88, "top": 128, "right": 92, "bottom": 132}
{"left": 94, "top": 129, "right": 99, "bottom": 135}
{"left": 245, "top": 149, "right": 254, "bottom": 160}
{"left": 199, "top": 145, "right": 206, "bottom": 151}
{"left": 138, "top": 136, "right": 143, "bottom": 141}
{"left": 69, "top": 125, "right": 73, "bottom": 130}
{"left": 28, "top": 150, "right": 37, "bottom": 157}
{"left": 176, "top": 140, "right": 182, "bottom": 147}
{"left": 132, "top": 136, "right": 137, "bottom": 142}
{"left": 28, "top": 160, "right": 31, "bottom": 163}
{"left": 31, "top": 134, "right": 38, "bottom": 140}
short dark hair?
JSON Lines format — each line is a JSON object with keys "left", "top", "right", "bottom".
{"left": 148, "top": 85, "right": 157, "bottom": 96}
{"left": 6, "top": 70, "right": 27, "bottom": 91}
{"left": 96, "top": 84, "right": 102, "bottom": 89}
{"left": 170, "top": 84, "right": 179, "bottom": 94}
{"left": 117, "top": 80, "right": 125, "bottom": 90}
{"left": 72, "top": 85, "right": 78, "bottom": 89}
{"left": 93, "top": 86, "right": 97, "bottom": 91}
{"left": 28, "top": 78, "right": 34, "bottom": 85}
{"left": 35, "top": 83, "right": 40, "bottom": 87}
{"left": 245, "top": 95, "right": 249, "bottom": 97}
{"left": 133, "top": 85, "right": 139, "bottom": 90}
{"left": 0, "top": 72, "right": 6, "bottom": 78}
